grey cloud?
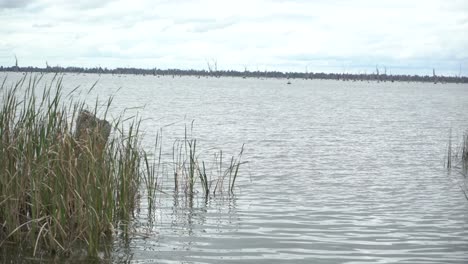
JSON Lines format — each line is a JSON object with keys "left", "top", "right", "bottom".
{"left": 173, "top": 18, "right": 213, "bottom": 25}
{"left": 0, "top": 0, "right": 33, "bottom": 9}
{"left": 439, "top": 0, "right": 468, "bottom": 11}
{"left": 232, "top": 13, "right": 318, "bottom": 25}
{"left": 0, "top": 0, "right": 466, "bottom": 75}
{"left": 46, "top": 0, "right": 113, "bottom": 10}
{"left": 82, "top": 48, "right": 165, "bottom": 60}
{"left": 190, "top": 20, "right": 237, "bottom": 33}
{"left": 167, "top": 17, "right": 238, "bottom": 33}
{"left": 282, "top": 52, "right": 468, "bottom": 75}
{"left": 283, "top": 54, "right": 344, "bottom": 62}
{"left": 17, "top": 0, "right": 114, "bottom": 13}
{"left": 458, "top": 17, "right": 468, "bottom": 26}
{"left": 109, "top": 14, "right": 163, "bottom": 30}
{"left": 32, "top": 23, "right": 53, "bottom": 28}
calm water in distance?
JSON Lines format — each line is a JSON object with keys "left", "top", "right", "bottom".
{"left": 2, "top": 73, "right": 468, "bottom": 263}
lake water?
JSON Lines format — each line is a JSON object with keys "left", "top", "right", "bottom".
{"left": 2, "top": 73, "right": 468, "bottom": 263}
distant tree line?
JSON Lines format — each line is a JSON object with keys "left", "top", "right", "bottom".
{"left": 0, "top": 65, "right": 466, "bottom": 83}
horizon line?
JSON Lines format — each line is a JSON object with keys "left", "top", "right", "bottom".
{"left": 1, "top": 64, "right": 467, "bottom": 83}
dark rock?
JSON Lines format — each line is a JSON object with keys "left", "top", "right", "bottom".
{"left": 75, "top": 110, "right": 111, "bottom": 145}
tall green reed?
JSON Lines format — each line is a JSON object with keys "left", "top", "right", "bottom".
{"left": 446, "top": 129, "right": 468, "bottom": 171}
{"left": 172, "top": 125, "right": 246, "bottom": 202}
{"left": 446, "top": 129, "right": 468, "bottom": 201}
{"left": 0, "top": 75, "right": 144, "bottom": 257}
{"left": 462, "top": 132, "right": 468, "bottom": 171}
{"left": 0, "top": 74, "right": 245, "bottom": 258}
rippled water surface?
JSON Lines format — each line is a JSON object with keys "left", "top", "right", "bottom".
{"left": 2, "top": 73, "right": 468, "bottom": 263}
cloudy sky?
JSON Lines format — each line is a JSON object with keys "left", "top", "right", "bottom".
{"left": 1, "top": 0, "right": 467, "bottom": 75}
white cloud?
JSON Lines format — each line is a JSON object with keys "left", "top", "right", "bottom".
{"left": 0, "top": 0, "right": 467, "bottom": 75}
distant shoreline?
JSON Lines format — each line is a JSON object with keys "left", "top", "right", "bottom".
{"left": 1, "top": 65, "right": 467, "bottom": 83}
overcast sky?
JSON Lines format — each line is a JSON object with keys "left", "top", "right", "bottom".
{"left": 1, "top": 0, "right": 467, "bottom": 75}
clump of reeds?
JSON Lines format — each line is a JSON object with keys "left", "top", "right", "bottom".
{"left": 462, "top": 132, "right": 468, "bottom": 171}
{"left": 446, "top": 129, "right": 468, "bottom": 201}
{"left": 0, "top": 75, "right": 145, "bottom": 257}
{"left": 0, "top": 74, "right": 246, "bottom": 259}
{"left": 172, "top": 126, "right": 246, "bottom": 202}
{"left": 447, "top": 129, "right": 452, "bottom": 169}
{"left": 446, "top": 129, "right": 468, "bottom": 171}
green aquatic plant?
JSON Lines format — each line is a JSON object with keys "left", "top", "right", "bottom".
{"left": 0, "top": 75, "right": 145, "bottom": 257}
{"left": 0, "top": 74, "right": 245, "bottom": 258}
{"left": 462, "top": 131, "right": 468, "bottom": 171}
{"left": 446, "top": 129, "right": 468, "bottom": 201}
{"left": 447, "top": 129, "right": 468, "bottom": 171}
{"left": 447, "top": 129, "right": 452, "bottom": 169}
{"left": 172, "top": 135, "right": 245, "bottom": 201}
